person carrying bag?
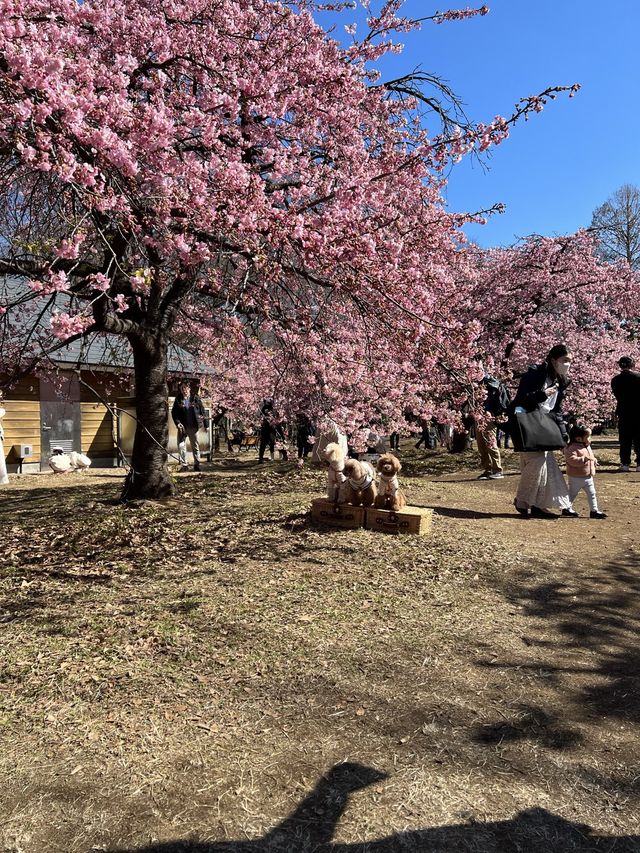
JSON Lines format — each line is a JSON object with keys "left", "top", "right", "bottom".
{"left": 511, "top": 345, "right": 573, "bottom": 518}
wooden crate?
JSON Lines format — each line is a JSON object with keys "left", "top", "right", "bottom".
{"left": 310, "top": 499, "right": 365, "bottom": 530}
{"left": 365, "top": 506, "right": 433, "bottom": 536}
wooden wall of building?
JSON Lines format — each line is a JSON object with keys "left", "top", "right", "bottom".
{"left": 2, "top": 371, "right": 129, "bottom": 466}
{"left": 79, "top": 372, "right": 127, "bottom": 459}
{"left": 80, "top": 401, "right": 115, "bottom": 457}
{"left": 1, "top": 377, "right": 40, "bottom": 464}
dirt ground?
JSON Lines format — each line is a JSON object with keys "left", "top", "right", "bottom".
{"left": 0, "top": 437, "right": 639, "bottom": 852}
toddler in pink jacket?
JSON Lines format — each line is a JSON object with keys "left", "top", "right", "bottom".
{"left": 562, "top": 425, "right": 607, "bottom": 518}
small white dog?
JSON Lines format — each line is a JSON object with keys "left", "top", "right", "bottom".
{"left": 69, "top": 451, "right": 92, "bottom": 470}
{"left": 49, "top": 448, "right": 92, "bottom": 473}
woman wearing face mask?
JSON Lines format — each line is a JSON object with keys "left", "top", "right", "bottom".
{"left": 512, "top": 344, "right": 573, "bottom": 518}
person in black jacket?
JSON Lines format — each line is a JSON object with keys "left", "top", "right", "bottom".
{"left": 171, "top": 381, "right": 208, "bottom": 472}
{"left": 258, "top": 399, "right": 276, "bottom": 463}
{"left": 512, "top": 344, "right": 573, "bottom": 518}
{"left": 296, "top": 413, "right": 316, "bottom": 459}
{"left": 611, "top": 356, "right": 640, "bottom": 472}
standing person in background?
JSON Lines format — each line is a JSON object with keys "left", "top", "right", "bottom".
{"left": 296, "top": 413, "right": 316, "bottom": 459}
{"left": 497, "top": 426, "right": 511, "bottom": 449}
{"left": 227, "top": 422, "right": 246, "bottom": 453}
{"left": 172, "top": 380, "right": 208, "bottom": 472}
{"left": 312, "top": 415, "right": 348, "bottom": 462}
{"left": 258, "top": 399, "right": 276, "bottom": 463}
{"left": 212, "top": 405, "right": 230, "bottom": 454}
{"left": 450, "top": 408, "right": 474, "bottom": 454}
{"left": 475, "top": 373, "right": 510, "bottom": 480}
{"left": 611, "top": 356, "right": 640, "bottom": 472}
{"left": 414, "top": 418, "right": 432, "bottom": 450}
{"left": 512, "top": 344, "right": 573, "bottom": 518}
{"left": 0, "top": 392, "right": 9, "bottom": 485}
{"left": 365, "top": 421, "right": 386, "bottom": 456}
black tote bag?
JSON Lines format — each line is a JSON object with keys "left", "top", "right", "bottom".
{"left": 508, "top": 408, "right": 566, "bottom": 452}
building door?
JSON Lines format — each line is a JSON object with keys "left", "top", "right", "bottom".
{"left": 40, "top": 374, "right": 81, "bottom": 470}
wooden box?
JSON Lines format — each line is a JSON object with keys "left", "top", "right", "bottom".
{"left": 365, "top": 506, "right": 433, "bottom": 536}
{"left": 310, "top": 499, "right": 365, "bottom": 530}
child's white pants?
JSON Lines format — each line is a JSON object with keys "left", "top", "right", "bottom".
{"left": 568, "top": 475, "right": 598, "bottom": 512}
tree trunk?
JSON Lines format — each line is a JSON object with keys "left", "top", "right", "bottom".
{"left": 121, "top": 336, "right": 175, "bottom": 501}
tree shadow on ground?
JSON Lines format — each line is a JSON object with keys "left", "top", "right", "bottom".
{"left": 109, "top": 761, "right": 638, "bottom": 853}
{"left": 246, "top": 503, "right": 518, "bottom": 530}
{"left": 476, "top": 551, "right": 640, "bottom": 724}
{"left": 427, "top": 505, "right": 518, "bottom": 520}
{"left": 474, "top": 703, "right": 582, "bottom": 749}
{"left": 0, "top": 481, "right": 119, "bottom": 524}
{"left": 428, "top": 473, "right": 520, "bottom": 483}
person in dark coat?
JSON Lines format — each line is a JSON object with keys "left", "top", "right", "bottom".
{"left": 296, "top": 413, "right": 316, "bottom": 459}
{"left": 512, "top": 344, "right": 572, "bottom": 518}
{"left": 171, "top": 381, "right": 208, "bottom": 472}
{"left": 258, "top": 399, "right": 276, "bottom": 463}
{"left": 611, "top": 356, "right": 640, "bottom": 472}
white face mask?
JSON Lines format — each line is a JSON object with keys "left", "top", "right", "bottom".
{"left": 554, "top": 359, "right": 572, "bottom": 377}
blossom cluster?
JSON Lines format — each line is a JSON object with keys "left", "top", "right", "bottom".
{"left": 433, "top": 6, "right": 489, "bottom": 25}
{"left": 50, "top": 311, "right": 92, "bottom": 341}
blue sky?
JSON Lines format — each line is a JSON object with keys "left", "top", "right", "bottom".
{"left": 317, "top": 1, "right": 640, "bottom": 247}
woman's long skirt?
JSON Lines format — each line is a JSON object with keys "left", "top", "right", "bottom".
{"left": 516, "top": 451, "right": 570, "bottom": 510}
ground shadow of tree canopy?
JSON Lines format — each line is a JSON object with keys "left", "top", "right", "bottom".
{"left": 0, "top": 481, "right": 119, "bottom": 522}
{"left": 474, "top": 551, "right": 640, "bottom": 727}
{"left": 473, "top": 703, "right": 582, "bottom": 750}
{"left": 108, "top": 762, "right": 638, "bottom": 853}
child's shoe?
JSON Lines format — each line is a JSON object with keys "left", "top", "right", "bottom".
{"left": 562, "top": 508, "right": 579, "bottom": 517}
{"left": 590, "top": 510, "right": 607, "bottom": 519}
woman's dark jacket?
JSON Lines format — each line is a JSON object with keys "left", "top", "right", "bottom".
{"left": 296, "top": 418, "right": 316, "bottom": 445}
{"left": 511, "top": 362, "right": 569, "bottom": 440}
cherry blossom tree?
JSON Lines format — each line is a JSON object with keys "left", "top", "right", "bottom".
{"left": 188, "top": 243, "right": 483, "bottom": 446}
{"left": 0, "top": 0, "right": 578, "bottom": 497}
{"left": 468, "top": 231, "right": 640, "bottom": 421}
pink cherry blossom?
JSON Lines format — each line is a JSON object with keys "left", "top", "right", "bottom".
{"left": 50, "top": 311, "right": 92, "bottom": 340}
{"left": 0, "top": 0, "right": 584, "bottom": 498}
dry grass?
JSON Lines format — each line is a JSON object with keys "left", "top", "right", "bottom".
{"left": 1, "top": 439, "right": 639, "bottom": 852}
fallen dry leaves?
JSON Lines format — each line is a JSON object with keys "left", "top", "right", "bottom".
{"left": 0, "top": 441, "right": 639, "bottom": 852}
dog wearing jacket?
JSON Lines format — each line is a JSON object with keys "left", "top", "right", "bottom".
{"left": 375, "top": 452, "right": 406, "bottom": 511}
{"left": 324, "top": 442, "right": 346, "bottom": 503}
{"left": 342, "top": 458, "right": 377, "bottom": 507}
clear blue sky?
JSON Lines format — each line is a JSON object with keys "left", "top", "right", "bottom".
{"left": 316, "top": 1, "right": 640, "bottom": 247}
